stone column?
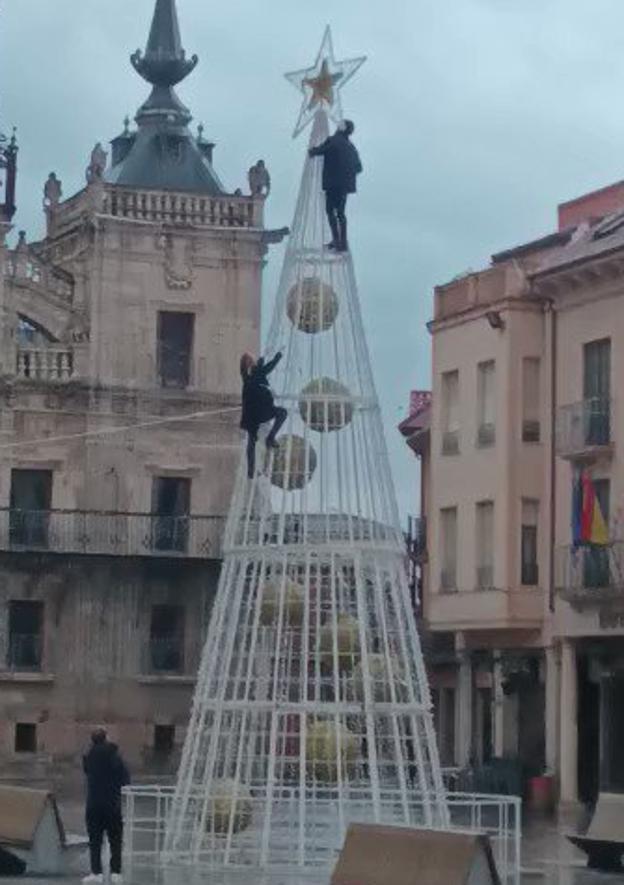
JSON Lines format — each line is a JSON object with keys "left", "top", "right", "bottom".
{"left": 493, "top": 651, "right": 505, "bottom": 758}
{"left": 559, "top": 639, "right": 578, "bottom": 804}
{"left": 545, "top": 645, "right": 559, "bottom": 774}
{"left": 456, "top": 649, "right": 474, "bottom": 767}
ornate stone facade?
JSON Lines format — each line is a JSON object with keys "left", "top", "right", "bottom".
{"left": 0, "top": 0, "right": 285, "bottom": 782}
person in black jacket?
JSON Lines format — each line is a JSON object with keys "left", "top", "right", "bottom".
{"left": 309, "top": 119, "right": 362, "bottom": 253}
{"left": 82, "top": 729, "right": 130, "bottom": 884}
{"left": 240, "top": 351, "right": 287, "bottom": 479}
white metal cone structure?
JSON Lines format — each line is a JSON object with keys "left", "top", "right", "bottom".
{"left": 164, "top": 36, "right": 448, "bottom": 880}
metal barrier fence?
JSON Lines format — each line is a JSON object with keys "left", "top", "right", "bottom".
{"left": 123, "top": 784, "right": 521, "bottom": 885}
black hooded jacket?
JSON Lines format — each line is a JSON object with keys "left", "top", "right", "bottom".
{"left": 83, "top": 741, "right": 130, "bottom": 811}
{"left": 240, "top": 353, "right": 282, "bottom": 433}
{"left": 309, "top": 132, "right": 362, "bottom": 194}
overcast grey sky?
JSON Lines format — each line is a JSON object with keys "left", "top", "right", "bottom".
{"left": 3, "top": 0, "right": 624, "bottom": 517}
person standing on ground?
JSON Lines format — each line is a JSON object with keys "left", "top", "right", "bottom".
{"left": 309, "top": 119, "right": 362, "bottom": 252}
{"left": 240, "top": 351, "right": 287, "bottom": 479}
{"left": 82, "top": 729, "right": 130, "bottom": 884}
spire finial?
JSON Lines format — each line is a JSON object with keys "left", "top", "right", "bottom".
{"left": 131, "top": 0, "right": 198, "bottom": 87}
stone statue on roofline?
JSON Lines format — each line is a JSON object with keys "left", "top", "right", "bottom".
{"left": 86, "top": 143, "right": 107, "bottom": 184}
{"left": 248, "top": 160, "right": 271, "bottom": 198}
{"left": 43, "top": 172, "right": 63, "bottom": 209}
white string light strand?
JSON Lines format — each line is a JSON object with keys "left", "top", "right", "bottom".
{"left": 0, "top": 405, "right": 242, "bottom": 451}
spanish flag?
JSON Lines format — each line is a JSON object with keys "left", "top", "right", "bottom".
{"left": 572, "top": 469, "right": 609, "bottom": 546}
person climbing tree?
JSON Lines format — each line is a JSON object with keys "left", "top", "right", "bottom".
{"left": 309, "top": 119, "right": 362, "bottom": 252}
{"left": 240, "top": 351, "right": 287, "bottom": 479}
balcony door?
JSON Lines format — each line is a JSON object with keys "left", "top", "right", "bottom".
{"left": 10, "top": 469, "right": 52, "bottom": 547}
{"left": 8, "top": 600, "right": 43, "bottom": 671}
{"left": 583, "top": 339, "right": 610, "bottom": 446}
{"left": 151, "top": 476, "right": 190, "bottom": 553}
{"left": 149, "top": 604, "right": 185, "bottom": 674}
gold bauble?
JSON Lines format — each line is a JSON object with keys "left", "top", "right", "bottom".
{"left": 205, "top": 779, "right": 253, "bottom": 834}
{"left": 260, "top": 579, "right": 305, "bottom": 627}
{"left": 353, "top": 653, "right": 409, "bottom": 704}
{"left": 286, "top": 277, "right": 339, "bottom": 334}
{"left": 306, "top": 719, "right": 358, "bottom": 782}
{"left": 319, "top": 613, "right": 360, "bottom": 672}
{"left": 299, "top": 377, "right": 353, "bottom": 433}
{"left": 270, "top": 434, "right": 317, "bottom": 491}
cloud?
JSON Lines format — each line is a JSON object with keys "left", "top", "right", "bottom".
{"left": 3, "top": 0, "right": 624, "bottom": 517}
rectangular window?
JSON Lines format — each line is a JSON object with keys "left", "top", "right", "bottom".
{"left": 476, "top": 501, "right": 494, "bottom": 589}
{"left": 583, "top": 339, "right": 611, "bottom": 446}
{"left": 151, "top": 476, "right": 191, "bottom": 553}
{"left": 8, "top": 601, "right": 43, "bottom": 671}
{"left": 9, "top": 469, "right": 52, "bottom": 548}
{"left": 153, "top": 724, "right": 175, "bottom": 756}
{"left": 522, "top": 358, "right": 541, "bottom": 442}
{"left": 476, "top": 361, "right": 496, "bottom": 447}
{"left": 521, "top": 500, "right": 539, "bottom": 586}
{"left": 14, "top": 723, "right": 37, "bottom": 754}
{"left": 149, "top": 605, "right": 185, "bottom": 673}
{"left": 157, "top": 311, "right": 194, "bottom": 389}
{"left": 440, "top": 507, "right": 458, "bottom": 591}
{"left": 441, "top": 371, "right": 460, "bottom": 455}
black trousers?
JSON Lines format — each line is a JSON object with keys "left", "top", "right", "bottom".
{"left": 86, "top": 806, "right": 123, "bottom": 875}
{"left": 325, "top": 188, "right": 348, "bottom": 249}
{"left": 246, "top": 406, "right": 288, "bottom": 478}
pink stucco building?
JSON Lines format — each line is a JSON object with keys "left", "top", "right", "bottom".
{"left": 402, "top": 179, "right": 624, "bottom": 807}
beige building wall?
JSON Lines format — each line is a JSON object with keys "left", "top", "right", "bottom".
{"left": 413, "top": 180, "right": 624, "bottom": 805}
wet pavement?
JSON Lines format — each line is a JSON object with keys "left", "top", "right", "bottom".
{"left": 3, "top": 799, "right": 623, "bottom": 885}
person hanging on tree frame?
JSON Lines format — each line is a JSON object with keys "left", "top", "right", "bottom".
{"left": 240, "top": 351, "right": 287, "bottom": 479}
{"left": 308, "top": 119, "right": 362, "bottom": 253}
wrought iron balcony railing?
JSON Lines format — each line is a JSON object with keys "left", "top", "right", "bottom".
{"left": 556, "top": 397, "right": 612, "bottom": 459}
{"left": 556, "top": 543, "right": 624, "bottom": 608}
{"left": 0, "top": 509, "right": 224, "bottom": 559}
{"left": 476, "top": 565, "right": 494, "bottom": 590}
{"left": 440, "top": 567, "right": 457, "bottom": 592}
{"left": 476, "top": 423, "right": 495, "bottom": 448}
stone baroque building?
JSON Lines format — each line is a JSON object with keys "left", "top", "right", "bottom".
{"left": 401, "top": 179, "right": 624, "bottom": 807}
{"left": 0, "top": 0, "right": 284, "bottom": 788}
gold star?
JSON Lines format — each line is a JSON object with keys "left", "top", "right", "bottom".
{"left": 285, "top": 27, "right": 366, "bottom": 138}
{"left": 303, "top": 59, "right": 343, "bottom": 110}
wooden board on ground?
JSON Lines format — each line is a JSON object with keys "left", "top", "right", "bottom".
{"left": 0, "top": 786, "right": 81, "bottom": 876}
{"left": 331, "top": 823, "right": 501, "bottom": 885}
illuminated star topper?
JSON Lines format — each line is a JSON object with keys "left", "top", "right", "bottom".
{"left": 285, "top": 26, "right": 366, "bottom": 138}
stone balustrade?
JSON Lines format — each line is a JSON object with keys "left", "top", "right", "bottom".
{"left": 16, "top": 348, "right": 74, "bottom": 381}
{"left": 101, "top": 187, "right": 263, "bottom": 229}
